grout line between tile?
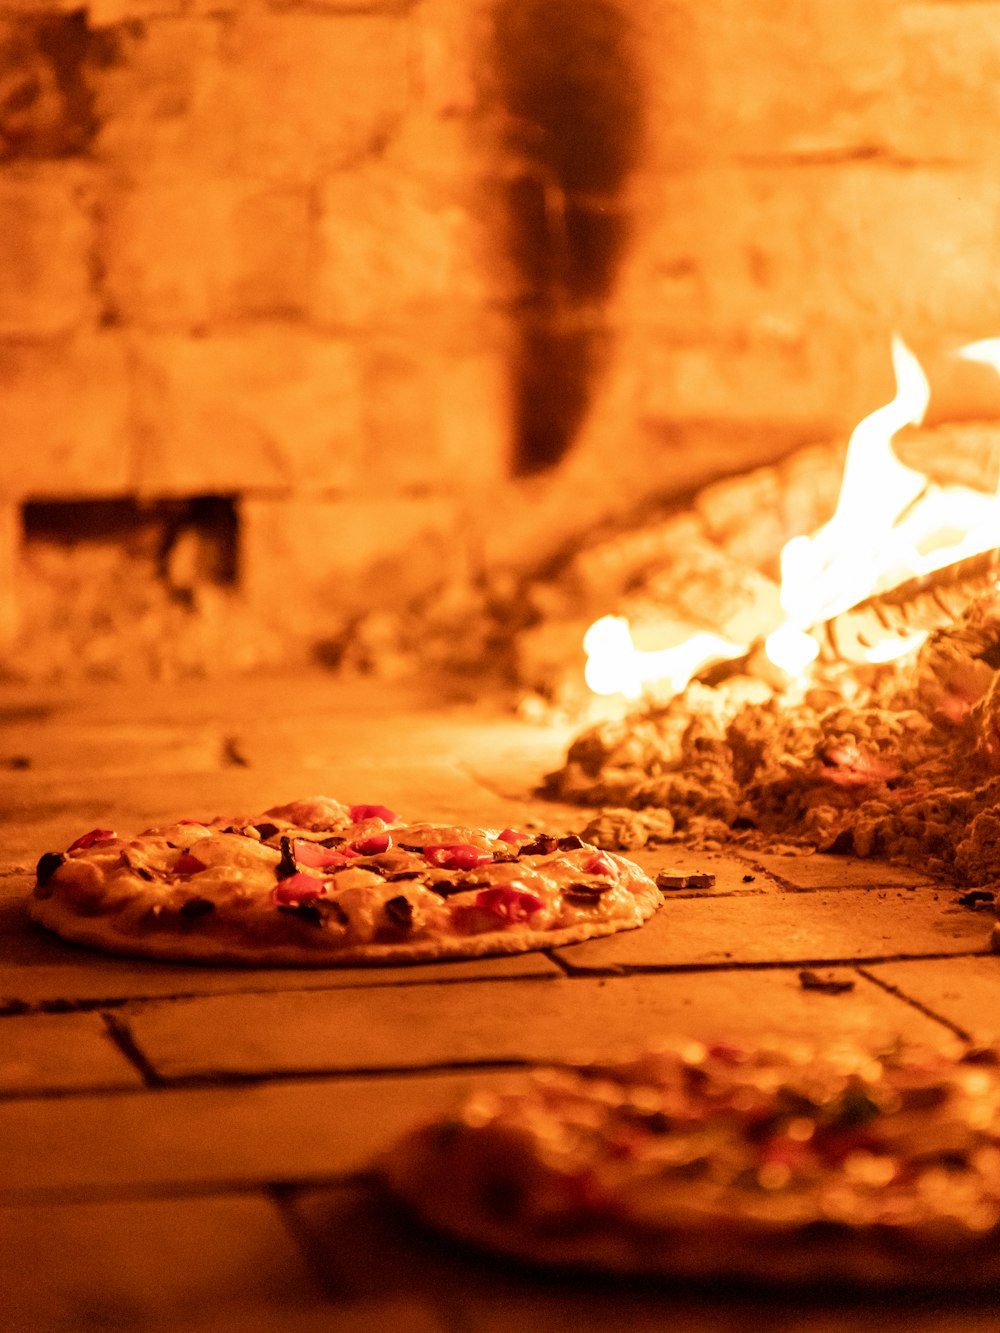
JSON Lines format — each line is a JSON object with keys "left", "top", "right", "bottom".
{"left": 100, "top": 1010, "right": 166, "bottom": 1087}
{"left": 855, "top": 966, "right": 971, "bottom": 1041}
{"left": 267, "top": 1181, "right": 351, "bottom": 1302}
{"left": 0, "top": 969, "right": 564, "bottom": 1018}
{"left": 1, "top": 948, "right": 993, "bottom": 1015}
{"left": 554, "top": 948, "right": 994, "bottom": 978}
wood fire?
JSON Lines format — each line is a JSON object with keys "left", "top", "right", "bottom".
{"left": 540, "top": 339, "right": 1000, "bottom": 929}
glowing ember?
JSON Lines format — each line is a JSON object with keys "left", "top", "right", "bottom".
{"left": 584, "top": 335, "right": 1000, "bottom": 698}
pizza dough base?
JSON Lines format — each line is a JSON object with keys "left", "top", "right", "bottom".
{"left": 384, "top": 1132, "right": 1000, "bottom": 1289}
{"left": 28, "top": 892, "right": 657, "bottom": 967}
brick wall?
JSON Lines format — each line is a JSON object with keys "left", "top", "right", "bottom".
{"left": 3, "top": 0, "right": 1000, "bottom": 676}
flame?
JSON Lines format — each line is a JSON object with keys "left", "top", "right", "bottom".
{"left": 763, "top": 625, "right": 820, "bottom": 678}
{"left": 777, "top": 336, "right": 930, "bottom": 632}
{"left": 583, "top": 617, "right": 746, "bottom": 699}
{"left": 584, "top": 334, "right": 1000, "bottom": 699}
{"left": 863, "top": 629, "right": 929, "bottom": 664}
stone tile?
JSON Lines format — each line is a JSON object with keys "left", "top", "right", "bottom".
{"left": 1, "top": 333, "right": 131, "bottom": 500}
{"left": 694, "top": 0, "right": 901, "bottom": 158}
{"left": 90, "top": 17, "right": 222, "bottom": 166}
{"left": 312, "top": 163, "right": 488, "bottom": 328}
{"left": 458, "top": 1287, "right": 1000, "bottom": 1333}
{"left": 553, "top": 889, "right": 989, "bottom": 973}
{"left": 0, "top": 881, "right": 559, "bottom": 1009}
{"left": 323, "top": 1301, "right": 446, "bottom": 1333}
{"left": 358, "top": 334, "right": 509, "bottom": 491}
{"left": 132, "top": 329, "right": 365, "bottom": 496}
{"left": 0, "top": 1070, "right": 522, "bottom": 1202}
{"left": 0, "top": 168, "right": 95, "bottom": 337}
{"left": 744, "top": 851, "right": 933, "bottom": 891}
{"left": 200, "top": 11, "right": 412, "bottom": 181}
{"left": 0, "top": 1011, "right": 142, "bottom": 1094}
{"left": 295, "top": 1173, "right": 995, "bottom": 1333}
{"left": 122, "top": 968, "right": 943, "bottom": 1083}
{"left": 291, "top": 1181, "right": 482, "bottom": 1304}
{"left": 99, "top": 180, "right": 315, "bottom": 326}
{"left": 0, "top": 502, "right": 17, "bottom": 652}
{"left": 866, "top": 955, "right": 1000, "bottom": 1043}
{"left": 130, "top": 1302, "right": 441, "bottom": 1333}
{"left": 0, "top": 1193, "right": 324, "bottom": 1332}
{"left": 632, "top": 846, "right": 779, "bottom": 894}
{"left": 240, "top": 494, "right": 467, "bottom": 638}
{"left": 896, "top": 3, "right": 1000, "bottom": 162}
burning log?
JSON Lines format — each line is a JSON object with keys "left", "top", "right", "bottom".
{"left": 817, "top": 546, "right": 1000, "bottom": 664}
{"left": 697, "top": 545, "right": 1000, "bottom": 687}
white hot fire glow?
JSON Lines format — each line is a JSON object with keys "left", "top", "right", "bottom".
{"left": 585, "top": 335, "right": 1000, "bottom": 697}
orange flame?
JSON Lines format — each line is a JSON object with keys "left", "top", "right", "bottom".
{"left": 584, "top": 335, "right": 1000, "bottom": 698}
{"left": 583, "top": 617, "right": 746, "bottom": 700}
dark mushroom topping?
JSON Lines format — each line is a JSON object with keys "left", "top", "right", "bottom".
{"left": 557, "top": 834, "right": 586, "bottom": 850}
{"left": 427, "top": 877, "right": 488, "bottom": 898}
{"left": 518, "top": 835, "right": 559, "bottom": 857}
{"left": 564, "top": 881, "right": 609, "bottom": 904}
{"left": 250, "top": 822, "right": 281, "bottom": 842}
{"left": 35, "top": 851, "right": 65, "bottom": 886}
{"left": 275, "top": 836, "right": 298, "bottom": 881}
{"left": 384, "top": 895, "right": 414, "bottom": 929}
{"left": 179, "top": 896, "right": 216, "bottom": 919}
{"left": 278, "top": 902, "right": 324, "bottom": 927}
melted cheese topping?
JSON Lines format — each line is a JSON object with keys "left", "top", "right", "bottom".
{"left": 429, "top": 1038, "right": 1000, "bottom": 1237}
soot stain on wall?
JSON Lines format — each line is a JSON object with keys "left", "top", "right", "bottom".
{"left": 491, "top": 0, "right": 644, "bottom": 475}
{"left": 0, "top": 12, "right": 103, "bottom": 159}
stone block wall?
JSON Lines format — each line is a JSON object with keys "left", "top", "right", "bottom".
{"left": 3, "top": 0, "right": 1000, "bottom": 678}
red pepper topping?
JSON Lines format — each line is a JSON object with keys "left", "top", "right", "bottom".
{"left": 174, "top": 852, "right": 207, "bottom": 875}
{"left": 293, "top": 840, "right": 357, "bottom": 869}
{"left": 68, "top": 828, "right": 116, "bottom": 852}
{"left": 349, "top": 803, "right": 398, "bottom": 824}
{"left": 424, "top": 844, "right": 493, "bottom": 871}
{"left": 273, "top": 872, "right": 328, "bottom": 905}
{"left": 474, "top": 886, "right": 544, "bottom": 922}
{"left": 498, "top": 828, "right": 525, "bottom": 844}
{"left": 582, "top": 852, "right": 617, "bottom": 877}
{"left": 352, "top": 833, "right": 391, "bottom": 856}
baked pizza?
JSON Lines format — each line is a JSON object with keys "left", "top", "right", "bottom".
{"left": 383, "top": 1036, "right": 1000, "bottom": 1287}
{"left": 28, "top": 795, "right": 660, "bottom": 965}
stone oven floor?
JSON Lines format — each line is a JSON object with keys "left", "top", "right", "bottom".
{"left": 1, "top": 673, "right": 998, "bottom": 1332}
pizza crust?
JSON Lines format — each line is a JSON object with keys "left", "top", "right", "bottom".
{"left": 386, "top": 1148, "right": 1000, "bottom": 1288}
{"left": 27, "top": 892, "right": 655, "bottom": 967}
{"left": 381, "top": 1039, "right": 1000, "bottom": 1288}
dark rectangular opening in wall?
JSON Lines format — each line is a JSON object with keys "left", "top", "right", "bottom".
{"left": 11, "top": 495, "right": 245, "bottom": 681}
{"left": 22, "top": 495, "right": 240, "bottom": 590}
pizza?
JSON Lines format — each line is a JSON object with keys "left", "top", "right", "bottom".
{"left": 383, "top": 1035, "right": 1000, "bottom": 1287}
{"left": 27, "top": 795, "right": 660, "bottom": 965}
